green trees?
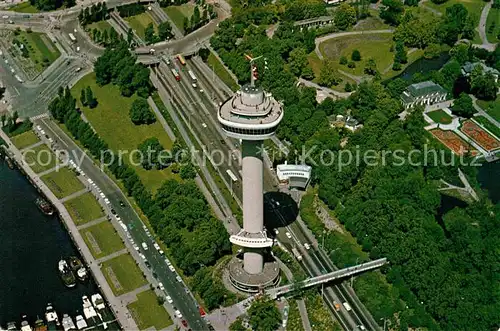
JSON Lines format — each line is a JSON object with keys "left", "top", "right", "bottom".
{"left": 334, "top": 3, "right": 357, "bottom": 30}
{"left": 288, "top": 47, "right": 308, "bottom": 77}
{"left": 144, "top": 23, "right": 158, "bottom": 45}
{"left": 438, "top": 4, "right": 475, "bottom": 45}
{"left": 380, "top": 0, "right": 404, "bottom": 26}
{"left": 78, "top": 2, "right": 108, "bottom": 26}
{"left": 471, "top": 72, "right": 498, "bottom": 100}
{"left": 392, "top": 40, "right": 407, "bottom": 70}
{"left": 319, "top": 59, "right": 342, "bottom": 87}
{"left": 30, "top": 0, "right": 75, "bottom": 11}
{"left": 85, "top": 86, "right": 98, "bottom": 109}
{"left": 451, "top": 93, "right": 475, "bottom": 117}
{"left": 247, "top": 297, "right": 281, "bottom": 331}
{"left": 137, "top": 137, "right": 167, "bottom": 170}
{"left": 364, "top": 58, "right": 378, "bottom": 75}
{"left": 180, "top": 163, "right": 197, "bottom": 180}
{"left": 351, "top": 49, "right": 361, "bottom": 61}
{"left": 158, "top": 21, "right": 173, "bottom": 41}
{"left": 394, "top": 10, "right": 439, "bottom": 48}
{"left": 130, "top": 98, "right": 156, "bottom": 125}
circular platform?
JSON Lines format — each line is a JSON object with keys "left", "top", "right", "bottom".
{"left": 227, "top": 256, "right": 280, "bottom": 293}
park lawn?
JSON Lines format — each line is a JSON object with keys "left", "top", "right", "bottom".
{"left": 8, "top": 2, "right": 39, "bottom": 13}
{"left": 307, "top": 51, "right": 359, "bottom": 92}
{"left": 477, "top": 98, "right": 500, "bottom": 122}
{"left": 100, "top": 253, "right": 147, "bottom": 295}
{"left": 164, "top": 3, "right": 195, "bottom": 33}
{"left": 125, "top": 13, "right": 157, "bottom": 40}
{"left": 80, "top": 221, "right": 125, "bottom": 259}
{"left": 486, "top": 7, "right": 500, "bottom": 43}
{"left": 11, "top": 130, "right": 40, "bottom": 149}
{"left": 319, "top": 33, "right": 394, "bottom": 78}
{"left": 41, "top": 166, "right": 85, "bottom": 198}
{"left": 71, "top": 73, "right": 177, "bottom": 193}
{"left": 127, "top": 290, "right": 173, "bottom": 330}
{"left": 352, "top": 10, "right": 391, "bottom": 31}
{"left": 427, "top": 109, "right": 453, "bottom": 124}
{"left": 15, "top": 31, "right": 60, "bottom": 71}
{"left": 23, "top": 144, "right": 58, "bottom": 173}
{"left": 64, "top": 192, "right": 105, "bottom": 225}
{"left": 474, "top": 116, "right": 500, "bottom": 139}
{"left": 207, "top": 52, "right": 239, "bottom": 92}
{"left": 87, "top": 20, "right": 114, "bottom": 33}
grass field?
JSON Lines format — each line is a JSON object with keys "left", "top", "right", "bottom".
{"left": 127, "top": 290, "right": 173, "bottom": 330}
{"left": 11, "top": 130, "right": 40, "bottom": 149}
{"left": 477, "top": 98, "right": 500, "bottom": 122}
{"left": 101, "top": 253, "right": 147, "bottom": 295}
{"left": 71, "top": 73, "right": 178, "bottom": 193}
{"left": 474, "top": 116, "right": 500, "bottom": 139}
{"left": 81, "top": 221, "right": 125, "bottom": 259}
{"left": 163, "top": 3, "right": 195, "bottom": 33}
{"left": 64, "top": 192, "right": 105, "bottom": 225}
{"left": 15, "top": 31, "right": 61, "bottom": 71}
{"left": 486, "top": 8, "right": 500, "bottom": 43}
{"left": 307, "top": 50, "right": 358, "bottom": 91}
{"left": 319, "top": 33, "right": 394, "bottom": 78}
{"left": 427, "top": 109, "right": 453, "bottom": 124}
{"left": 41, "top": 167, "right": 85, "bottom": 198}
{"left": 207, "top": 52, "right": 239, "bottom": 92}
{"left": 125, "top": 13, "right": 157, "bottom": 40}
{"left": 23, "top": 144, "right": 58, "bottom": 173}
{"left": 8, "top": 2, "right": 39, "bottom": 13}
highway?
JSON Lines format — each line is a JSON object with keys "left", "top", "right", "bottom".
{"left": 35, "top": 117, "right": 208, "bottom": 331}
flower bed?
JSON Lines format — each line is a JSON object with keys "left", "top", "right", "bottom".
{"left": 460, "top": 120, "right": 500, "bottom": 152}
{"left": 430, "top": 129, "right": 478, "bottom": 156}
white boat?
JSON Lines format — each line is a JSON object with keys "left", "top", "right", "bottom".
{"left": 61, "top": 314, "right": 76, "bottom": 331}
{"left": 76, "top": 267, "right": 88, "bottom": 281}
{"left": 45, "top": 304, "right": 60, "bottom": 325}
{"left": 91, "top": 294, "right": 106, "bottom": 310}
{"left": 20, "top": 319, "right": 32, "bottom": 331}
{"left": 82, "top": 296, "right": 97, "bottom": 319}
{"left": 75, "top": 316, "right": 87, "bottom": 330}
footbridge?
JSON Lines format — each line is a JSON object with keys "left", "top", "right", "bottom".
{"left": 266, "top": 258, "right": 388, "bottom": 299}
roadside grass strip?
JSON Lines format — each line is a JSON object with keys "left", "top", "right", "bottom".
{"left": 11, "top": 131, "right": 40, "bottom": 149}
{"left": 125, "top": 13, "right": 157, "bottom": 39}
{"left": 64, "top": 192, "right": 105, "bottom": 226}
{"left": 81, "top": 221, "right": 125, "bottom": 259}
{"left": 41, "top": 167, "right": 85, "bottom": 198}
{"left": 207, "top": 52, "right": 239, "bottom": 92}
{"left": 127, "top": 290, "right": 173, "bottom": 330}
{"left": 100, "top": 253, "right": 147, "bottom": 295}
{"left": 23, "top": 144, "right": 58, "bottom": 173}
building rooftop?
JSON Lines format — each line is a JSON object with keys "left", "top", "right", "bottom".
{"left": 401, "top": 81, "right": 447, "bottom": 103}
{"left": 462, "top": 62, "right": 500, "bottom": 76}
{"left": 219, "top": 84, "right": 282, "bottom": 126}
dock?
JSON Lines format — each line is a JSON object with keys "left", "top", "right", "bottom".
{"left": 0, "top": 129, "right": 138, "bottom": 330}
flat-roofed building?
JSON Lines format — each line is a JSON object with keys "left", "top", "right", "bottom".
{"left": 461, "top": 62, "right": 499, "bottom": 83}
{"left": 277, "top": 163, "right": 312, "bottom": 189}
{"left": 400, "top": 81, "right": 448, "bottom": 109}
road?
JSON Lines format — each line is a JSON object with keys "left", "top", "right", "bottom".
{"left": 35, "top": 117, "right": 208, "bottom": 331}
{"left": 477, "top": 1, "right": 496, "bottom": 51}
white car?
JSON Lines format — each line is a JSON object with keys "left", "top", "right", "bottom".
{"left": 165, "top": 258, "right": 171, "bottom": 265}
{"left": 153, "top": 242, "right": 161, "bottom": 251}
{"left": 133, "top": 244, "right": 139, "bottom": 251}
{"left": 139, "top": 253, "right": 146, "bottom": 260}
{"left": 99, "top": 192, "right": 105, "bottom": 199}
{"left": 141, "top": 242, "right": 148, "bottom": 250}
{"left": 175, "top": 310, "right": 182, "bottom": 319}
{"left": 304, "top": 243, "right": 310, "bottom": 250}
{"left": 285, "top": 232, "right": 292, "bottom": 239}
{"left": 176, "top": 275, "right": 182, "bottom": 283}
{"left": 169, "top": 265, "right": 175, "bottom": 272}
{"left": 274, "top": 229, "right": 279, "bottom": 235}
{"left": 158, "top": 282, "right": 164, "bottom": 291}
{"left": 36, "top": 125, "right": 41, "bottom": 130}
{"left": 166, "top": 295, "right": 173, "bottom": 304}
{"left": 202, "top": 123, "right": 207, "bottom": 128}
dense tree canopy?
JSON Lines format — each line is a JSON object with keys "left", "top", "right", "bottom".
{"left": 451, "top": 93, "right": 475, "bottom": 117}
{"left": 130, "top": 98, "right": 156, "bottom": 125}
{"left": 247, "top": 297, "right": 281, "bottom": 331}
{"left": 29, "top": 0, "right": 74, "bottom": 11}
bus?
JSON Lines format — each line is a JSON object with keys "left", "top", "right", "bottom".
{"left": 188, "top": 70, "right": 197, "bottom": 87}
{"left": 171, "top": 68, "right": 181, "bottom": 81}
{"left": 177, "top": 54, "right": 186, "bottom": 66}
{"left": 226, "top": 169, "right": 238, "bottom": 182}
{"left": 68, "top": 33, "right": 76, "bottom": 42}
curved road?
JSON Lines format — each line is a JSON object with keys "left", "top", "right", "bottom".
{"left": 477, "top": 1, "right": 497, "bottom": 51}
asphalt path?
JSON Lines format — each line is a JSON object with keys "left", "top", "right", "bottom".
{"left": 36, "top": 117, "right": 208, "bottom": 331}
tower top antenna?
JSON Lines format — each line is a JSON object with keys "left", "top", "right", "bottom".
{"left": 244, "top": 54, "right": 263, "bottom": 87}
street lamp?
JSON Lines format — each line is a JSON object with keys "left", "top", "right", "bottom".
{"left": 350, "top": 257, "right": 359, "bottom": 288}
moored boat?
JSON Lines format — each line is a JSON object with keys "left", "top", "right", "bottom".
{"left": 34, "top": 318, "right": 47, "bottom": 331}
{"left": 20, "top": 319, "right": 32, "bottom": 331}
{"left": 82, "top": 296, "right": 97, "bottom": 320}
{"left": 75, "top": 316, "right": 87, "bottom": 330}
{"left": 35, "top": 197, "right": 54, "bottom": 216}
{"left": 91, "top": 294, "right": 105, "bottom": 310}
{"left": 6, "top": 322, "right": 16, "bottom": 331}
{"left": 68, "top": 256, "right": 83, "bottom": 271}
{"left": 76, "top": 267, "right": 88, "bottom": 281}
{"left": 45, "top": 304, "right": 60, "bottom": 327}
{"left": 58, "top": 259, "right": 76, "bottom": 288}
{"left": 61, "top": 314, "right": 76, "bottom": 331}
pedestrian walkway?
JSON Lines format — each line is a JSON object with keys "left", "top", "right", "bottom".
{"left": 77, "top": 216, "right": 108, "bottom": 230}
{"left": 36, "top": 165, "right": 61, "bottom": 177}
{"left": 0, "top": 129, "right": 139, "bottom": 330}
{"left": 117, "top": 284, "right": 151, "bottom": 305}
{"left": 60, "top": 188, "right": 89, "bottom": 203}
{"left": 297, "top": 299, "right": 312, "bottom": 331}
{"left": 95, "top": 248, "right": 128, "bottom": 264}
{"left": 20, "top": 140, "right": 44, "bottom": 152}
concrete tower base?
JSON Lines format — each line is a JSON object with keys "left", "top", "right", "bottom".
{"left": 227, "top": 256, "right": 280, "bottom": 293}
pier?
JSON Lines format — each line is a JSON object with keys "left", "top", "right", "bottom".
{"left": 0, "top": 129, "right": 138, "bottom": 330}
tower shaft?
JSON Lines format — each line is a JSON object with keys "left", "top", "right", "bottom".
{"left": 242, "top": 140, "right": 264, "bottom": 274}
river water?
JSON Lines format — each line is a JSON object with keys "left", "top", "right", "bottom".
{"left": 0, "top": 161, "right": 98, "bottom": 327}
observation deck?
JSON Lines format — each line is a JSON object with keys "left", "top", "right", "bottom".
{"left": 218, "top": 85, "right": 283, "bottom": 140}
